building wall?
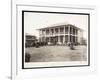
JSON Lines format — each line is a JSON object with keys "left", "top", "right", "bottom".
{"left": 78, "top": 30, "right": 83, "bottom": 44}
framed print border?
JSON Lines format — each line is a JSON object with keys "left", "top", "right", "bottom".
{"left": 11, "top": 1, "right": 96, "bottom": 80}
{"left": 22, "top": 10, "right": 90, "bottom": 69}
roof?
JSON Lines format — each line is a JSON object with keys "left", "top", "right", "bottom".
{"left": 37, "top": 22, "right": 82, "bottom": 31}
{"left": 25, "top": 33, "right": 36, "bottom": 37}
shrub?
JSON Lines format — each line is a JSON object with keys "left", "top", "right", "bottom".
{"left": 25, "top": 53, "right": 31, "bottom": 62}
{"left": 69, "top": 42, "right": 75, "bottom": 50}
{"left": 35, "top": 42, "right": 40, "bottom": 48}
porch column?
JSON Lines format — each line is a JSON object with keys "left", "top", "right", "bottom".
{"left": 41, "top": 30, "right": 43, "bottom": 42}
{"left": 75, "top": 29, "right": 77, "bottom": 42}
{"left": 49, "top": 28, "right": 51, "bottom": 35}
{"left": 68, "top": 25, "right": 70, "bottom": 42}
{"left": 53, "top": 28, "right": 55, "bottom": 36}
{"left": 39, "top": 30, "right": 42, "bottom": 42}
{"left": 72, "top": 27, "right": 73, "bottom": 43}
{"left": 63, "top": 26, "right": 65, "bottom": 44}
{"left": 48, "top": 28, "right": 51, "bottom": 44}
{"left": 44, "top": 29, "right": 46, "bottom": 42}
{"left": 58, "top": 27, "right": 61, "bottom": 44}
{"left": 49, "top": 37, "right": 51, "bottom": 42}
{"left": 75, "top": 29, "right": 76, "bottom": 42}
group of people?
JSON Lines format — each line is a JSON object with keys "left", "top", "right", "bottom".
{"left": 25, "top": 40, "right": 79, "bottom": 49}
{"left": 25, "top": 41, "right": 48, "bottom": 48}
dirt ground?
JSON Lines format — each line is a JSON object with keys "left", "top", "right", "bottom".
{"left": 25, "top": 45, "right": 87, "bottom": 62}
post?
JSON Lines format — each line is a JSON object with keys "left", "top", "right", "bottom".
{"left": 75, "top": 28, "right": 76, "bottom": 42}
{"left": 72, "top": 27, "right": 73, "bottom": 43}
{"left": 54, "top": 28, "right": 55, "bottom": 36}
{"left": 44, "top": 29, "right": 46, "bottom": 42}
{"left": 48, "top": 28, "right": 51, "bottom": 44}
{"left": 41, "top": 30, "right": 43, "bottom": 42}
{"left": 39, "top": 30, "right": 42, "bottom": 42}
{"left": 63, "top": 26, "right": 65, "bottom": 44}
{"left": 68, "top": 25, "right": 70, "bottom": 42}
{"left": 57, "top": 27, "right": 61, "bottom": 44}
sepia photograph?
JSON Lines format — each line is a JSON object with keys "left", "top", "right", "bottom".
{"left": 22, "top": 11, "right": 90, "bottom": 69}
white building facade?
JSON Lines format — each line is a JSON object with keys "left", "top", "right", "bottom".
{"left": 38, "top": 23, "right": 83, "bottom": 45}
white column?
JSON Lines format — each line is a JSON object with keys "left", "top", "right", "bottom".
{"left": 45, "top": 29, "right": 46, "bottom": 35}
{"left": 49, "top": 28, "right": 51, "bottom": 43}
{"left": 75, "top": 28, "right": 76, "bottom": 35}
{"left": 75, "top": 36, "right": 76, "bottom": 43}
{"left": 54, "top": 28, "right": 55, "bottom": 36}
{"left": 49, "top": 28, "right": 50, "bottom": 36}
{"left": 63, "top": 26, "right": 65, "bottom": 44}
{"left": 39, "top": 30, "right": 42, "bottom": 42}
{"left": 72, "top": 27, "right": 73, "bottom": 42}
{"left": 41, "top": 30, "right": 43, "bottom": 42}
{"left": 75, "top": 28, "right": 76, "bottom": 42}
{"left": 72, "top": 27, "right": 73, "bottom": 35}
{"left": 75, "top": 29, "right": 77, "bottom": 35}
{"left": 44, "top": 29, "right": 46, "bottom": 42}
{"left": 75, "top": 29, "right": 78, "bottom": 42}
{"left": 49, "top": 37, "right": 51, "bottom": 43}
{"left": 42, "top": 30, "right": 44, "bottom": 42}
{"left": 58, "top": 27, "right": 61, "bottom": 44}
{"left": 68, "top": 25, "right": 70, "bottom": 42}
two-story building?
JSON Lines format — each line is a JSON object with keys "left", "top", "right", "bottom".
{"left": 37, "top": 23, "right": 83, "bottom": 45}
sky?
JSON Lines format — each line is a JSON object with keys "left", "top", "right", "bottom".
{"left": 24, "top": 12, "right": 88, "bottom": 39}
